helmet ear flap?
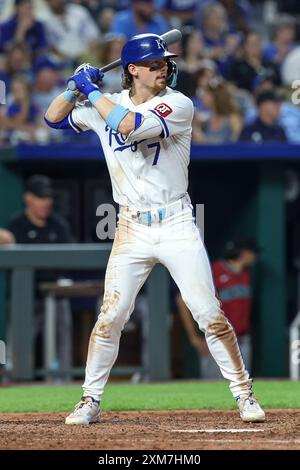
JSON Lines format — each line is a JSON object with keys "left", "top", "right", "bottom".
{"left": 166, "top": 60, "right": 178, "bottom": 88}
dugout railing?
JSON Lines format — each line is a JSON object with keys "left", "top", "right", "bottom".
{"left": 0, "top": 244, "right": 170, "bottom": 381}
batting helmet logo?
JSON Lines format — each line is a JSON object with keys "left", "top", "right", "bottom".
{"left": 155, "top": 38, "right": 167, "bottom": 50}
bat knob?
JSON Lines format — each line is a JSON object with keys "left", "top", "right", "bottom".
{"left": 67, "top": 79, "right": 77, "bottom": 91}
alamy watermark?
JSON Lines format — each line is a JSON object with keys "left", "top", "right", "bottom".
{"left": 291, "top": 80, "right": 300, "bottom": 105}
{"left": 291, "top": 339, "right": 300, "bottom": 366}
{"left": 96, "top": 203, "right": 117, "bottom": 240}
{"left": 0, "top": 80, "right": 6, "bottom": 105}
{"left": 0, "top": 340, "right": 6, "bottom": 365}
{"left": 95, "top": 203, "right": 205, "bottom": 241}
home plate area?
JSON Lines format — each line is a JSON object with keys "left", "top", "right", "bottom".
{"left": 0, "top": 410, "right": 299, "bottom": 450}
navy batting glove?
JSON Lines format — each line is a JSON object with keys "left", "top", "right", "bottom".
{"left": 85, "top": 65, "right": 104, "bottom": 83}
{"left": 74, "top": 63, "right": 104, "bottom": 83}
{"left": 67, "top": 70, "right": 99, "bottom": 96}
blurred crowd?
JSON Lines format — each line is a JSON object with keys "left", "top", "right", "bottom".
{"left": 0, "top": 0, "right": 300, "bottom": 145}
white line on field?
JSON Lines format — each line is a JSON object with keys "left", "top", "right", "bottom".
{"left": 172, "top": 429, "right": 265, "bottom": 433}
{"left": 193, "top": 439, "right": 300, "bottom": 445}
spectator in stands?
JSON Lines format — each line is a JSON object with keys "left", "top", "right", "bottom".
{"left": 200, "top": 2, "right": 241, "bottom": 74}
{"left": 32, "top": 56, "right": 64, "bottom": 116}
{"left": 263, "top": 15, "right": 297, "bottom": 66}
{"left": 1, "top": 175, "right": 72, "bottom": 244}
{"left": 244, "top": 75, "right": 300, "bottom": 144}
{"left": 0, "top": 0, "right": 48, "bottom": 56}
{"left": 177, "top": 237, "right": 260, "bottom": 377}
{"left": 181, "top": 27, "right": 205, "bottom": 74}
{"left": 238, "top": 69, "right": 277, "bottom": 124}
{"left": 66, "top": 0, "right": 120, "bottom": 33}
{"left": 0, "top": 42, "right": 31, "bottom": 94}
{"left": 0, "top": 76, "right": 40, "bottom": 144}
{"left": 0, "top": 0, "right": 13, "bottom": 22}
{"left": 0, "top": 175, "right": 74, "bottom": 373}
{"left": 239, "top": 89, "right": 287, "bottom": 143}
{"left": 191, "top": 59, "right": 218, "bottom": 114}
{"left": 110, "top": 0, "right": 169, "bottom": 40}
{"left": 219, "top": 0, "right": 254, "bottom": 34}
{"left": 98, "top": 34, "right": 126, "bottom": 94}
{"left": 38, "top": 0, "right": 101, "bottom": 63}
{"left": 277, "top": 0, "right": 299, "bottom": 15}
{"left": 159, "top": 0, "right": 197, "bottom": 28}
{"left": 96, "top": 7, "right": 116, "bottom": 35}
{"left": 72, "top": 0, "right": 102, "bottom": 16}
{"left": 73, "top": 0, "right": 124, "bottom": 13}
{"left": 227, "top": 31, "right": 280, "bottom": 92}
{"left": 251, "top": 69, "right": 277, "bottom": 97}
{"left": 31, "top": 55, "right": 65, "bottom": 142}
{"left": 174, "top": 27, "right": 205, "bottom": 96}
{"left": 198, "top": 0, "right": 254, "bottom": 34}
{"left": 192, "top": 77, "right": 243, "bottom": 144}
{"left": 281, "top": 45, "right": 300, "bottom": 87}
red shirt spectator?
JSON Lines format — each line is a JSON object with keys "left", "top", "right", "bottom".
{"left": 212, "top": 259, "right": 251, "bottom": 336}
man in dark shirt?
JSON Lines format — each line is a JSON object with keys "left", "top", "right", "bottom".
{"left": 4, "top": 174, "right": 73, "bottom": 286}
{"left": 7, "top": 174, "right": 72, "bottom": 244}
{"left": 0, "top": 175, "right": 73, "bottom": 373}
{"left": 239, "top": 90, "right": 287, "bottom": 143}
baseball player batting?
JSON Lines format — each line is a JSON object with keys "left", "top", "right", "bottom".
{"left": 45, "top": 32, "right": 265, "bottom": 425}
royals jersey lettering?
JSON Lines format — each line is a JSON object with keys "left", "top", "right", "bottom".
{"left": 69, "top": 87, "right": 193, "bottom": 210}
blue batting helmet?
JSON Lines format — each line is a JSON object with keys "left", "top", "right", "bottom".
{"left": 121, "top": 33, "right": 177, "bottom": 69}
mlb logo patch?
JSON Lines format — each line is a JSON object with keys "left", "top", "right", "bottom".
{"left": 154, "top": 103, "right": 173, "bottom": 118}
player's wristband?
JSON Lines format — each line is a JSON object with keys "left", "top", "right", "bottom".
{"left": 88, "top": 90, "right": 103, "bottom": 105}
{"left": 106, "top": 104, "right": 130, "bottom": 131}
{"left": 63, "top": 90, "right": 77, "bottom": 103}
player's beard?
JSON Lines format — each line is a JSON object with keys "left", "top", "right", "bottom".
{"left": 155, "top": 76, "right": 167, "bottom": 92}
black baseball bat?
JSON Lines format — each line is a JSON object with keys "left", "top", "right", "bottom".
{"left": 67, "top": 29, "right": 182, "bottom": 91}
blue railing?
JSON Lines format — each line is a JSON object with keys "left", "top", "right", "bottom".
{"left": 2, "top": 142, "right": 299, "bottom": 162}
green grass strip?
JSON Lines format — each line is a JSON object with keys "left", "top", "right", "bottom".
{"left": 0, "top": 380, "right": 299, "bottom": 413}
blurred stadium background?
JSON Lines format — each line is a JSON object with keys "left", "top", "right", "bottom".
{"left": 1, "top": 0, "right": 300, "bottom": 389}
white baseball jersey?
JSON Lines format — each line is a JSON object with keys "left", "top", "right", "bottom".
{"left": 68, "top": 87, "right": 194, "bottom": 210}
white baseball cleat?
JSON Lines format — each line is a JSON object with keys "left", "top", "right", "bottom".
{"left": 65, "top": 396, "right": 100, "bottom": 425}
{"left": 236, "top": 394, "right": 265, "bottom": 422}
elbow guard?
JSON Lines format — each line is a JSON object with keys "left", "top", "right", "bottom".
{"left": 125, "top": 110, "right": 168, "bottom": 142}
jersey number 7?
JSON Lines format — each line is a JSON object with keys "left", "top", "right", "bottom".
{"left": 148, "top": 142, "right": 161, "bottom": 166}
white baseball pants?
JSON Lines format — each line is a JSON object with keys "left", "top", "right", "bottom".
{"left": 82, "top": 198, "right": 252, "bottom": 401}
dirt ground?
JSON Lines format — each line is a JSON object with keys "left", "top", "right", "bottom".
{"left": 0, "top": 410, "right": 299, "bottom": 450}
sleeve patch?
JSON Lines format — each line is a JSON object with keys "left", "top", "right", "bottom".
{"left": 154, "top": 103, "right": 173, "bottom": 117}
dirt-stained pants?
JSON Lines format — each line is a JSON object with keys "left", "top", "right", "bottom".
{"left": 82, "top": 203, "right": 252, "bottom": 401}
